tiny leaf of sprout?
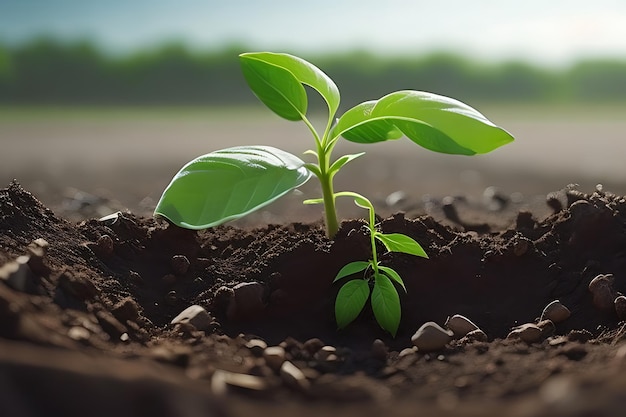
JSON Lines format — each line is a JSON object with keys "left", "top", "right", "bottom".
{"left": 378, "top": 265, "right": 407, "bottom": 293}
{"left": 375, "top": 233, "right": 428, "bottom": 257}
{"left": 371, "top": 272, "right": 402, "bottom": 337}
{"left": 333, "top": 261, "right": 371, "bottom": 283}
{"left": 335, "top": 279, "right": 371, "bottom": 329}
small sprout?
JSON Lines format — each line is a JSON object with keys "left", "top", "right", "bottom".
{"left": 310, "top": 193, "right": 427, "bottom": 336}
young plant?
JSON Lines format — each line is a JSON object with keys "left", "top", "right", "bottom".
{"left": 154, "top": 52, "right": 514, "bottom": 239}
{"left": 306, "top": 192, "right": 427, "bottom": 336}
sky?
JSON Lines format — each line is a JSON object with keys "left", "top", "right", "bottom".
{"left": 1, "top": 0, "right": 626, "bottom": 66}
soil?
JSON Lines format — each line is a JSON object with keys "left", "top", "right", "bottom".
{"left": 3, "top": 179, "right": 626, "bottom": 417}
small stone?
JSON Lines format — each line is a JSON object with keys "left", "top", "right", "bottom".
{"left": 111, "top": 298, "right": 140, "bottom": 323}
{"left": 588, "top": 274, "right": 617, "bottom": 312}
{"left": 263, "top": 346, "right": 286, "bottom": 371}
{"left": 507, "top": 323, "right": 543, "bottom": 343}
{"left": 96, "top": 235, "right": 114, "bottom": 257}
{"left": 165, "top": 290, "right": 177, "bottom": 305}
{"left": 280, "top": 361, "right": 310, "bottom": 391}
{"left": 399, "top": 347, "right": 417, "bottom": 357}
{"left": 371, "top": 339, "right": 388, "bottom": 361}
{"left": 314, "top": 345, "right": 337, "bottom": 361}
{"left": 462, "top": 329, "right": 488, "bottom": 343}
{"left": 245, "top": 339, "right": 268, "bottom": 357}
{"left": 211, "top": 370, "right": 269, "bottom": 395}
{"left": 120, "top": 332, "right": 130, "bottom": 342}
{"left": 67, "top": 326, "right": 90, "bottom": 341}
{"left": 541, "top": 300, "right": 571, "bottom": 323}
{"left": 0, "top": 255, "right": 37, "bottom": 292}
{"left": 226, "top": 282, "right": 266, "bottom": 321}
{"left": 303, "top": 337, "right": 325, "bottom": 355}
{"left": 411, "top": 322, "right": 453, "bottom": 352}
{"left": 445, "top": 314, "right": 479, "bottom": 338}
{"left": 170, "top": 255, "right": 190, "bottom": 275}
{"left": 170, "top": 305, "right": 213, "bottom": 331}
{"left": 615, "top": 296, "right": 626, "bottom": 320}
{"left": 537, "top": 319, "right": 556, "bottom": 338}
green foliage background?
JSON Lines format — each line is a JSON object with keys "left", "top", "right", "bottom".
{"left": 1, "top": 38, "right": 625, "bottom": 107}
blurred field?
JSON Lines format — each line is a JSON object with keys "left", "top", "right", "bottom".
{"left": 2, "top": 104, "right": 626, "bottom": 223}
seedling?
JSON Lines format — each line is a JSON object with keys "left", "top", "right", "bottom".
{"left": 153, "top": 52, "right": 514, "bottom": 335}
{"left": 154, "top": 52, "right": 514, "bottom": 238}
{"left": 306, "top": 192, "right": 427, "bottom": 336}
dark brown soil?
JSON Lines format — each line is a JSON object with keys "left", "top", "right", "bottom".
{"left": 2, "top": 180, "right": 626, "bottom": 417}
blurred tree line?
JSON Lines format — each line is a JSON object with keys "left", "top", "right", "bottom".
{"left": 1, "top": 38, "right": 625, "bottom": 109}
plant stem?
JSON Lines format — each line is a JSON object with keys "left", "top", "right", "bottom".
{"left": 318, "top": 161, "right": 339, "bottom": 239}
{"left": 334, "top": 192, "right": 379, "bottom": 273}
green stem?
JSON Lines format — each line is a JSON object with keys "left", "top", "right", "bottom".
{"left": 334, "top": 192, "right": 379, "bottom": 274}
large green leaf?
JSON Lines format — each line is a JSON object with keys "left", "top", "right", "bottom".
{"left": 154, "top": 146, "right": 312, "bottom": 229}
{"left": 240, "top": 52, "right": 340, "bottom": 120}
{"left": 332, "top": 90, "right": 514, "bottom": 155}
{"left": 335, "top": 279, "right": 370, "bottom": 329}
{"left": 371, "top": 272, "right": 401, "bottom": 336}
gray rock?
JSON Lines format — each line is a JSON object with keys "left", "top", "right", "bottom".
{"left": 211, "top": 370, "right": 269, "bottom": 395}
{"left": 507, "top": 323, "right": 543, "bottom": 343}
{"left": 280, "top": 361, "right": 310, "bottom": 391}
{"left": 541, "top": 300, "right": 571, "bottom": 323}
{"left": 588, "top": 274, "right": 616, "bottom": 312}
{"left": 615, "top": 295, "right": 626, "bottom": 320}
{"left": 263, "top": 346, "right": 286, "bottom": 371}
{"left": 445, "top": 314, "right": 479, "bottom": 338}
{"left": 411, "top": 322, "right": 453, "bottom": 352}
{"left": 170, "top": 305, "right": 213, "bottom": 331}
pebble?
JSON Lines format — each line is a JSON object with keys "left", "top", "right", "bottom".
{"left": 445, "top": 314, "right": 479, "bottom": 338}
{"left": 67, "top": 326, "right": 90, "bottom": 341}
{"left": 0, "top": 255, "right": 36, "bottom": 292}
{"left": 170, "top": 255, "right": 190, "bottom": 275}
{"left": 111, "top": 298, "right": 140, "bottom": 323}
{"left": 314, "top": 345, "right": 337, "bottom": 361}
{"left": 541, "top": 300, "right": 571, "bottom": 323}
{"left": 280, "top": 361, "right": 310, "bottom": 391}
{"left": 588, "top": 274, "right": 617, "bottom": 312}
{"left": 537, "top": 319, "right": 556, "bottom": 338}
{"left": 303, "top": 337, "right": 325, "bottom": 355}
{"left": 211, "top": 370, "right": 269, "bottom": 395}
{"left": 245, "top": 339, "right": 268, "bottom": 357}
{"left": 95, "top": 235, "right": 114, "bottom": 258}
{"left": 507, "top": 323, "right": 543, "bottom": 343}
{"left": 263, "top": 346, "right": 286, "bottom": 371}
{"left": 462, "top": 329, "right": 488, "bottom": 343}
{"left": 226, "top": 282, "right": 266, "bottom": 321}
{"left": 615, "top": 295, "right": 626, "bottom": 320}
{"left": 170, "top": 305, "right": 213, "bottom": 331}
{"left": 411, "top": 322, "right": 453, "bottom": 352}
{"left": 371, "top": 339, "right": 388, "bottom": 361}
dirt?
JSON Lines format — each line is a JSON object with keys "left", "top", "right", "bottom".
{"left": 2, "top": 179, "right": 626, "bottom": 417}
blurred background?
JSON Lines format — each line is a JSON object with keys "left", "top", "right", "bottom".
{"left": 1, "top": 0, "right": 625, "bottom": 224}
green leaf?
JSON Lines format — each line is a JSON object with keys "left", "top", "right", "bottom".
{"left": 328, "top": 152, "right": 365, "bottom": 177}
{"left": 332, "top": 90, "right": 514, "bottom": 155}
{"left": 371, "top": 272, "right": 401, "bottom": 336}
{"left": 334, "top": 261, "right": 371, "bottom": 283}
{"left": 378, "top": 266, "right": 406, "bottom": 292}
{"left": 240, "top": 52, "right": 340, "bottom": 120}
{"left": 154, "top": 146, "right": 312, "bottom": 229}
{"left": 335, "top": 279, "right": 371, "bottom": 329}
{"left": 375, "top": 233, "right": 428, "bottom": 257}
